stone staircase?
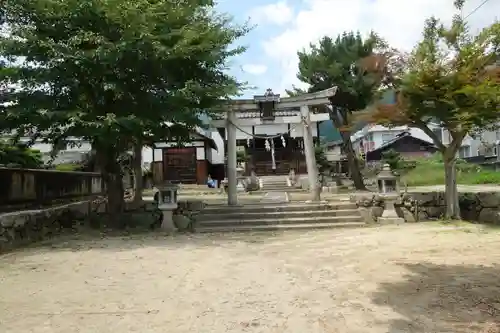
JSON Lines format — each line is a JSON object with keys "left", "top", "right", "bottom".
{"left": 193, "top": 201, "right": 365, "bottom": 233}
{"left": 261, "top": 175, "right": 290, "bottom": 192}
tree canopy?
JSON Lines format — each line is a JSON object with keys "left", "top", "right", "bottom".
{"left": 294, "top": 31, "right": 392, "bottom": 189}
{"left": 0, "top": 0, "right": 246, "bottom": 142}
{"left": 297, "top": 32, "right": 383, "bottom": 112}
{"left": 368, "top": 9, "right": 500, "bottom": 218}
{"left": 0, "top": 0, "right": 248, "bottom": 219}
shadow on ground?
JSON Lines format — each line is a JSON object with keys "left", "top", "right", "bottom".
{"left": 372, "top": 262, "right": 500, "bottom": 333}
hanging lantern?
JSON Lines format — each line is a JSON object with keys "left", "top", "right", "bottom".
{"left": 281, "top": 135, "right": 286, "bottom": 147}
{"left": 246, "top": 138, "right": 251, "bottom": 146}
{"left": 265, "top": 139, "right": 270, "bottom": 151}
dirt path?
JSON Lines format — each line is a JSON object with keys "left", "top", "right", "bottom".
{"left": 1, "top": 224, "right": 500, "bottom": 332}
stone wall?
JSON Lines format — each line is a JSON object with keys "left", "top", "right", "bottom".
{"left": 351, "top": 191, "right": 500, "bottom": 225}
{"left": 0, "top": 201, "right": 95, "bottom": 253}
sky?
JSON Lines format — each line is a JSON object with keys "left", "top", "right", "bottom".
{"left": 216, "top": 0, "right": 500, "bottom": 98}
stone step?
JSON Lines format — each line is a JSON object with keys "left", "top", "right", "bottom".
{"left": 195, "top": 221, "right": 366, "bottom": 233}
{"left": 263, "top": 186, "right": 289, "bottom": 189}
{"left": 196, "top": 215, "right": 363, "bottom": 227}
{"left": 202, "top": 202, "right": 358, "bottom": 214}
{"left": 196, "top": 209, "right": 361, "bottom": 221}
{"left": 259, "top": 185, "right": 290, "bottom": 188}
{"left": 263, "top": 184, "right": 290, "bottom": 188}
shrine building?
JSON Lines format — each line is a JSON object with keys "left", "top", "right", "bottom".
{"left": 152, "top": 88, "right": 335, "bottom": 185}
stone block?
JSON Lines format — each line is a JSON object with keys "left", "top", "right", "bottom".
{"left": 173, "top": 214, "right": 192, "bottom": 231}
{"left": 476, "top": 192, "right": 500, "bottom": 208}
{"left": 479, "top": 208, "right": 500, "bottom": 225}
{"left": 397, "top": 206, "right": 416, "bottom": 223}
{"left": 371, "top": 206, "right": 384, "bottom": 220}
{"left": 245, "top": 175, "right": 260, "bottom": 192}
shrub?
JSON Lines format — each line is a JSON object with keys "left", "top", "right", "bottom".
{"left": 55, "top": 163, "right": 81, "bottom": 171}
{"left": 381, "top": 149, "right": 402, "bottom": 170}
{"left": 0, "top": 141, "right": 44, "bottom": 168}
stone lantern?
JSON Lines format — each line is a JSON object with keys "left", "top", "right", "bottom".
{"left": 156, "top": 182, "right": 179, "bottom": 231}
{"left": 376, "top": 164, "right": 404, "bottom": 224}
{"left": 377, "top": 164, "right": 400, "bottom": 194}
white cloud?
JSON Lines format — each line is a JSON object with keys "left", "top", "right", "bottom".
{"left": 261, "top": 0, "right": 500, "bottom": 93}
{"left": 249, "top": 1, "right": 294, "bottom": 26}
{"left": 241, "top": 63, "right": 268, "bottom": 75}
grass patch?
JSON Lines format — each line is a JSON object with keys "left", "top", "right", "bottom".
{"left": 401, "top": 155, "right": 500, "bottom": 186}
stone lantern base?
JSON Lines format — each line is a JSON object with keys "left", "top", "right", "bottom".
{"left": 377, "top": 193, "right": 404, "bottom": 225}
{"left": 377, "top": 216, "right": 405, "bottom": 224}
{"left": 160, "top": 209, "right": 176, "bottom": 231}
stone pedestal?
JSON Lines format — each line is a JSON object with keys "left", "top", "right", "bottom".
{"left": 160, "top": 209, "right": 176, "bottom": 231}
{"left": 378, "top": 196, "right": 404, "bottom": 224}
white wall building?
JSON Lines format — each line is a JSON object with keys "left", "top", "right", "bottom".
{"left": 350, "top": 124, "right": 437, "bottom": 154}
{"left": 350, "top": 123, "right": 500, "bottom": 159}
{"left": 2, "top": 127, "right": 226, "bottom": 168}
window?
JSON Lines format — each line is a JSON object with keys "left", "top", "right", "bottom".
{"left": 381, "top": 133, "right": 393, "bottom": 143}
{"left": 496, "top": 131, "right": 500, "bottom": 141}
{"left": 458, "top": 146, "right": 470, "bottom": 158}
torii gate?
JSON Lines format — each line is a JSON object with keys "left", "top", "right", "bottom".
{"left": 213, "top": 87, "right": 338, "bottom": 206}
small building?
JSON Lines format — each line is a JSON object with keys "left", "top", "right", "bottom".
{"left": 151, "top": 129, "right": 218, "bottom": 185}
{"left": 365, "top": 132, "right": 438, "bottom": 162}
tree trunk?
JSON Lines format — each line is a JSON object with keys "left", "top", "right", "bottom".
{"left": 132, "top": 141, "right": 143, "bottom": 206}
{"left": 95, "top": 146, "right": 125, "bottom": 228}
{"left": 339, "top": 131, "right": 366, "bottom": 190}
{"left": 329, "top": 110, "right": 366, "bottom": 190}
{"left": 443, "top": 155, "right": 460, "bottom": 219}
{"left": 106, "top": 171, "right": 125, "bottom": 222}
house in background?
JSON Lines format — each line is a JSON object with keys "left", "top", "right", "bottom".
{"left": 350, "top": 124, "right": 439, "bottom": 155}
{"left": 351, "top": 122, "right": 500, "bottom": 160}
{"left": 349, "top": 89, "right": 500, "bottom": 160}
{"left": 365, "top": 131, "right": 438, "bottom": 162}
{"left": 448, "top": 128, "right": 500, "bottom": 159}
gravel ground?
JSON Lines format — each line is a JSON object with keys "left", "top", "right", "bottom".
{"left": 1, "top": 223, "right": 500, "bottom": 333}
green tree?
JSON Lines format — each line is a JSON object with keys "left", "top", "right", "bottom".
{"left": 381, "top": 149, "right": 402, "bottom": 171}
{"left": 369, "top": 6, "right": 500, "bottom": 218}
{"left": 0, "top": 0, "right": 247, "bottom": 223}
{"left": 294, "top": 32, "right": 390, "bottom": 190}
{"left": 0, "top": 142, "right": 44, "bottom": 168}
